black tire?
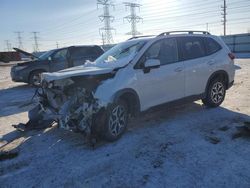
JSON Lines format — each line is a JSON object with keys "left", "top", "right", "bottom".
{"left": 202, "top": 78, "right": 226, "bottom": 107}
{"left": 102, "top": 100, "right": 128, "bottom": 142}
{"left": 29, "top": 70, "right": 44, "bottom": 86}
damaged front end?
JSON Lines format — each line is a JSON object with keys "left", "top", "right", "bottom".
{"left": 37, "top": 73, "right": 114, "bottom": 134}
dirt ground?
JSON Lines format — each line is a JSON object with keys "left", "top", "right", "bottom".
{"left": 0, "top": 59, "right": 250, "bottom": 188}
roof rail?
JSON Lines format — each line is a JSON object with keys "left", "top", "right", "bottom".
{"left": 128, "top": 35, "right": 155, "bottom": 40}
{"left": 157, "top": 31, "right": 210, "bottom": 37}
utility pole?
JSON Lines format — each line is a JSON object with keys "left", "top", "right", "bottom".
{"left": 56, "top": 41, "right": 59, "bottom": 49}
{"left": 14, "top": 31, "right": 24, "bottom": 49}
{"left": 97, "top": 0, "right": 115, "bottom": 45}
{"left": 123, "top": 2, "right": 143, "bottom": 37}
{"left": 31, "top": 32, "right": 39, "bottom": 52}
{"left": 206, "top": 23, "right": 209, "bottom": 32}
{"left": 221, "top": 0, "right": 227, "bottom": 36}
{"left": 5, "top": 40, "right": 11, "bottom": 51}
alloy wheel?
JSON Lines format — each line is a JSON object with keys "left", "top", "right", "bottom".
{"left": 108, "top": 105, "right": 126, "bottom": 137}
{"left": 211, "top": 82, "right": 225, "bottom": 104}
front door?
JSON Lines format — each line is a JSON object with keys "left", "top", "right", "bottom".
{"left": 49, "top": 48, "right": 68, "bottom": 72}
{"left": 134, "top": 38, "right": 185, "bottom": 111}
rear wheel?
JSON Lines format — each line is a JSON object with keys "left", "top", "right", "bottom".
{"left": 102, "top": 100, "right": 128, "bottom": 142}
{"left": 29, "top": 70, "right": 44, "bottom": 86}
{"left": 202, "top": 79, "right": 226, "bottom": 107}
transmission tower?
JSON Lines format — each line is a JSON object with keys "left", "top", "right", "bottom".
{"left": 14, "top": 31, "right": 24, "bottom": 49}
{"left": 97, "top": 0, "right": 115, "bottom": 45}
{"left": 5, "top": 40, "right": 11, "bottom": 51}
{"left": 31, "top": 32, "right": 40, "bottom": 52}
{"left": 123, "top": 2, "right": 143, "bottom": 37}
{"left": 221, "top": 0, "right": 227, "bottom": 36}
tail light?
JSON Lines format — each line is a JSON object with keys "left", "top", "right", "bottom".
{"left": 228, "top": 52, "right": 235, "bottom": 60}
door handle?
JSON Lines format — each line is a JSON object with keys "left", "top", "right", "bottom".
{"left": 207, "top": 60, "right": 216, "bottom": 65}
{"left": 175, "top": 67, "right": 183, "bottom": 72}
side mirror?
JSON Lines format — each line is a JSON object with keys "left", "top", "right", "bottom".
{"left": 48, "top": 56, "right": 52, "bottom": 61}
{"left": 144, "top": 59, "right": 160, "bottom": 68}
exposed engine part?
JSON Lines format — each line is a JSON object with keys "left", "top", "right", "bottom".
{"left": 57, "top": 87, "right": 100, "bottom": 133}
{"left": 37, "top": 76, "right": 109, "bottom": 135}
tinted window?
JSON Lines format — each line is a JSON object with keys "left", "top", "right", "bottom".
{"left": 93, "top": 47, "right": 104, "bottom": 56}
{"left": 71, "top": 48, "right": 88, "bottom": 59}
{"left": 205, "top": 37, "right": 222, "bottom": 55}
{"left": 53, "top": 49, "right": 68, "bottom": 61}
{"left": 179, "top": 37, "right": 206, "bottom": 60}
{"left": 158, "top": 39, "right": 178, "bottom": 65}
{"left": 71, "top": 47, "right": 102, "bottom": 60}
{"left": 144, "top": 38, "right": 178, "bottom": 65}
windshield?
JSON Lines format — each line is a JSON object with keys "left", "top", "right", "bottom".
{"left": 95, "top": 40, "right": 146, "bottom": 64}
{"left": 38, "top": 49, "right": 56, "bottom": 60}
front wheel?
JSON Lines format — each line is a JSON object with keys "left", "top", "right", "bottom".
{"left": 202, "top": 79, "right": 226, "bottom": 107}
{"left": 103, "top": 100, "right": 128, "bottom": 142}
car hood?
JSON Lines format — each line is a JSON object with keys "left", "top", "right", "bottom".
{"left": 16, "top": 60, "right": 37, "bottom": 66}
{"left": 41, "top": 66, "right": 115, "bottom": 82}
{"left": 41, "top": 56, "right": 131, "bottom": 82}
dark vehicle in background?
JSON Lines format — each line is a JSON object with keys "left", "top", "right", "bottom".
{"left": 0, "top": 51, "right": 21, "bottom": 63}
{"left": 11, "top": 45, "right": 104, "bottom": 85}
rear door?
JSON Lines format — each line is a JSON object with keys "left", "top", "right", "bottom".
{"left": 134, "top": 38, "right": 185, "bottom": 110}
{"left": 178, "top": 36, "right": 213, "bottom": 97}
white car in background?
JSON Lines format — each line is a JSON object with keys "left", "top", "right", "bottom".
{"left": 16, "top": 31, "right": 236, "bottom": 142}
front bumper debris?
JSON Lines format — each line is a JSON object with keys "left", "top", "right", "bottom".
{"left": 38, "top": 85, "right": 101, "bottom": 134}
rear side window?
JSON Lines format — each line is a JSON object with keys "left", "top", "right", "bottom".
{"left": 178, "top": 37, "right": 206, "bottom": 61}
{"left": 205, "top": 37, "right": 222, "bottom": 55}
{"left": 71, "top": 48, "right": 88, "bottom": 59}
{"left": 71, "top": 47, "right": 99, "bottom": 59}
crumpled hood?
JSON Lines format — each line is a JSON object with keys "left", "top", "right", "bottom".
{"left": 41, "top": 65, "right": 115, "bottom": 82}
{"left": 41, "top": 57, "right": 131, "bottom": 82}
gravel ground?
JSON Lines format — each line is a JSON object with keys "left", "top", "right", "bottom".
{"left": 0, "top": 59, "right": 250, "bottom": 188}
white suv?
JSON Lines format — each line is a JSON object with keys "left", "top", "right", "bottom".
{"left": 24, "top": 31, "right": 236, "bottom": 141}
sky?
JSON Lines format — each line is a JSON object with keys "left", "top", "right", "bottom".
{"left": 0, "top": 0, "right": 250, "bottom": 52}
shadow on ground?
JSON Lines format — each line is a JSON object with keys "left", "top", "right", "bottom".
{"left": 0, "top": 84, "right": 35, "bottom": 117}
{"left": 1, "top": 101, "right": 249, "bottom": 159}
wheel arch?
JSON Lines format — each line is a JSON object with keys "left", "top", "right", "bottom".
{"left": 112, "top": 88, "right": 141, "bottom": 117}
{"left": 29, "top": 69, "right": 46, "bottom": 79}
{"left": 28, "top": 69, "right": 47, "bottom": 84}
{"left": 205, "top": 70, "right": 229, "bottom": 94}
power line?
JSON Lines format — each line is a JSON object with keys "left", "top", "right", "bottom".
{"left": 14, "top": 31, "right": 24, "bottom": 49}
{"left": 97, "top": 0, "right": 115, "bottom": 45}
{"left": 221, "top": 0, "right": 227, "bottom": 36}
{"left": 31, "top": 32, "right": 40, "bottom": 52}
{"left": 123, "top": 2, "right": 143, "bottom": 37}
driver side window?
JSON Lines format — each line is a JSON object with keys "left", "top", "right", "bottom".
{"left": 53, "top": 49, "right": 68, "bottom": 61}
{"left": 138, "top": 38, "right": 178, "bottom": 68}
{"left": 145, "top": 41, "right": 161, "bottom": 60}
{"left": 137, "top": 40, "right": 161, "bottom": 68}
